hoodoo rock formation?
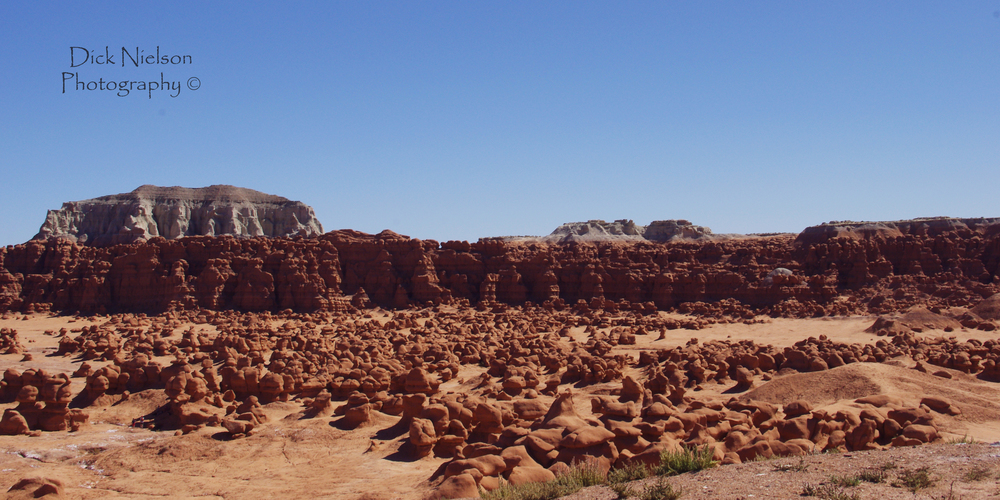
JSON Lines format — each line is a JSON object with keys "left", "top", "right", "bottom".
{"left": 33, "top": 185, "right": 323, "bottom": 247}
{"left": 3, "top": 300, "right": 997, "bottom": 496}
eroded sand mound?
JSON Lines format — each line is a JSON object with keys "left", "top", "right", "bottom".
{"left": 972, "top": 293, "right": 1000, "bottom": 320}
{"left": 744, "top": 363, "right": 889, "bottom": 405}
{"left": 745, "top": 362, "right": 1000, "bottom": 424}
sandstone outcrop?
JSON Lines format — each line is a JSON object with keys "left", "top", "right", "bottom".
{"left": 33, "top": 185, "right": 323, "bottom": 247}
{"left": 8, "top": 211, "right": 1000, "bottom": 496}
{"left": 509, "top": 219, "right": 715, "bottom": 243}
{"left": 4, "top": 216, "right": 1000, "bottom": 316}
{"left": 794, "top": 217, "right": 1000, "bottom": 248}
{"left": 542, "top": 219, "right": 647, "bottom": 243}
{"left": 642, "top": 220, "right": 715, "bottom": 242}
{"left": 2, "top": 297, "right": 993, "bottom": 492}
{"left": 0, "top": 368, "right": 88, "bottom": 433}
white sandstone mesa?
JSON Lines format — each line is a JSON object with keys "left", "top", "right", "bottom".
{"left": 33, "top": 184, "right": 324, "bottom": 247}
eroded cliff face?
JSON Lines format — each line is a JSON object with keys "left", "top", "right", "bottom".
{"left": 505, "top": 219, "right": 714, "bottom": 243}
{"left": 33, "top": 185, "right": 323, "bottom": 247}
{"left": 3, "top": 218, "right": 999, "bottom": 316}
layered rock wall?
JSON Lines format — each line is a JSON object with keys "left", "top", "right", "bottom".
{"left": 34, "top": 185, "right": 323, "bottom": 247}
{"left": 2, "top": 218, "right": 999, "bottom": 315}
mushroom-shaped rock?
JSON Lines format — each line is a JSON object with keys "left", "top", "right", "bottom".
{"left": 445, "top": 455, "right": 507, "bottom": 478}
{"left": 736, "top": 441, "right": 774, "bottom": 462}
{"left": 500, "top": 445, "right": 540, "bottom": 470}
{"left": 899, "top": 424, "right": 939, "bottom": 444}
{"left": 308, "top": 390, "right": 334, "bottom": 416}
{"left": 782, "top": 400, "right": 812, "bottom": 418}
{"left": 409, "top": 417, "right": 438, "bottom": 458}
{"left": 404, "top": 368, "right": 440, "bottom": 394}
{"left": 919, "top": 396, "right": 960, "bottom": 416}
{"left": 513, "top": 399, "right": 548, "bottom": 421}
{"left": 85, "top": 375, "right": 110, "bottom": 400}
{"left": 343, "top": 404, "right": 374, "bottom": 428}
{"left": 888, "top": 407, "right": 931, "bottom": 427}
{"left": 185, "top": 376, "right": 210, "bottom": 403}
{"left": 223, "top": 418, "right": 254, "bottom": 436}
{"left": 847, "top": 420, "right": 880, "bottom": 450}
{"left": 473, "top": 402, "right": 503, "bottom": 434}
{"left": 428, "top": 473, "right": 480, "bottom": 500}
{"left": 732, "top": 367, "right": 754, "bottom": 391}
{"left": 401, "top": 393, "right": 428, "bottom": 421}
{"left": 560, "top": 425, "right": 616, "bottom": 449}
{"left": 539, "top": 391, "right": 588, "bottom": 431}
{"left": 593, "top": 399, "right": 639, "bottom": 419}
{"left": 856, "top": 394, "right": 903, "bottom": 408}
{"left": 776, "top": 416, "right": 812, "bottom": 441}
{"left": 0, "top": 409, "right": 30, "bottom": 435}
{"left": 508, "top": 466, "right": 556, "bottom": 486}
{"left": 619, "top": 375, "right": 644, "bottom": 403}
{"left": 258, "top": 372, "right": 284, "bottom": 403}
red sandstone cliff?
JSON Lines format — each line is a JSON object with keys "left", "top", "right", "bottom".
{"left": 2, "top": 218, "right": 999, "bottom": 316}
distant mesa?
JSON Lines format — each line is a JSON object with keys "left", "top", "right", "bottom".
{"left": 33, "top": 184, "right": 324, "bottom": 247}
{"left": 795, "top": 216, "right": 1000, "bottom": 247}
{"left": 500, "top": 219, "right": 714, "bottom": 243}
{"left": 546, "top": 219, "right": 646, "bottom": 243}
{"left": 642, "top": 219, "right": 714, "bottom": 242}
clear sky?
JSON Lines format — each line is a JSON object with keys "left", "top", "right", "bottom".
{"left": 2, "top": 2, "right": 999, "bottom": 246}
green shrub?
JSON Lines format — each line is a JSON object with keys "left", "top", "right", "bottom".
{"left": 946, "top": 435, "right": 977, "bottom": 445}
{"left": 482, "top": 461, "right": 606, "bottom": 500}
{"left": 828, "top": 474, "right": 860, "bottom": 487}
{"left": 608, "top": 481, "right": 634, "bottom": 500}
{"left": 893, "top": 467, "right": 935, "bottom": 493}
{"left": 856, "top": 468, "right": 886, "bottom": 483}
{"left": 962, "top": 464, "right": 992, "bottom": 482}
{"left": 656, "top": 445, "right": 717, "bottom": 476}
{"left": 608, "top": 462, "right": 653, "bottom": 484}
{"left": 637, "top": 477, "right": 683, "bottom": 500}
{"left": 772, "top": 459, "right": 808, "bottom": 472}
{"left": 800, "top": 483, "right": 860, "bottom": 500}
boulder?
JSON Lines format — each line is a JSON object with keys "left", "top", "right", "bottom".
{"left": 429, "top": 473, "right": 480, "bottom": 500}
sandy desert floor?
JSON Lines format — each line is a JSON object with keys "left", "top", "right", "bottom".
{"left": 1, "top": 310, "right": 999, "bottom": 499}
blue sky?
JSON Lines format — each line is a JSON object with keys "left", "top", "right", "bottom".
{"left": 2, "top": 2, "right": 999, "bottom": 246}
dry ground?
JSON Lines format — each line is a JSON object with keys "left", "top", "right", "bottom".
{"left": 1, "top": 312, "right": 999, "bottom": 499}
